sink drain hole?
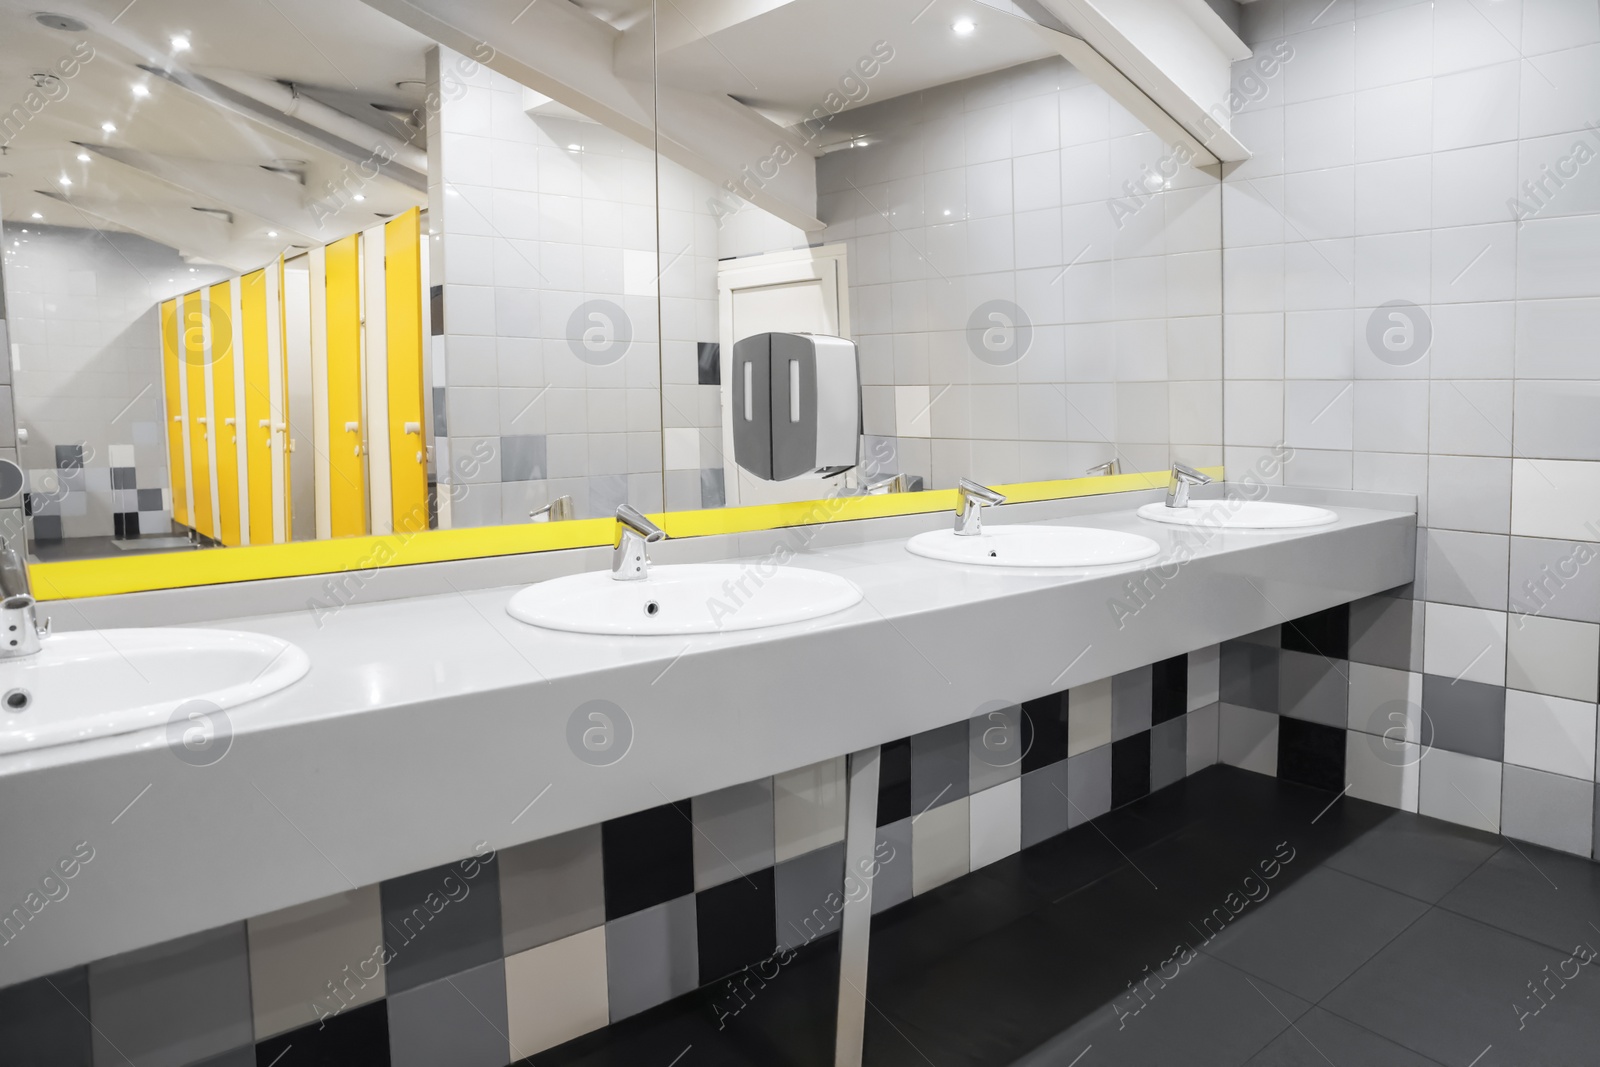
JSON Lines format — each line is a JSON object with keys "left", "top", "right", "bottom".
{"left": 644, "top": 601, "right": 661, "bottom": 617}
{"left": 4, "top": 688, "right": 31, "bottom": 712}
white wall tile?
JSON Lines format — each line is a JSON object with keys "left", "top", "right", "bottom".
{"left": 1418, "top": 748, "right": 1502, "bottom": 831}
{"left": 1506, "top": 614, "right": 1600, "bottom": 702}
{"left": 1504, "top": 689, "right": 1598, "bottom": 779}
{"left": 1346, "top": 731, "right": 1421, "bottom": 811}
{"left": 1510, "top": 459, "right": 1600, "bottom": 540}
{"left": 1431, "top": 61, "right": 1520, "bottom": 151}
{"left": 1423, "top": 602, "right": 1508, "bottom": 686}
{"left": 969, "top": 780, "right": 1022, "bottom": 870}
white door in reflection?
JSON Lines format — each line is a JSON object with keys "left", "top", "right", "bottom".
{"left": 716, "top": 243, "right": 851, "bottom": 507}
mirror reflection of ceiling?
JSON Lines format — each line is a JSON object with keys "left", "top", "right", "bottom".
{"left": 0, "top": 0, "right": 434, "bottom": 270}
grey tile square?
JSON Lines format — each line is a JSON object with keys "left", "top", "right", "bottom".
{"left": 604, "top": 894, "right": 698, "bottom": 1021}
{"left": 1420, "top": 674, "right": 1505, "bottom": 761}
{"left": 1322, "top": 909, "right": 1600, "bottom": 1066}
{"left": 1221, "top": 641, "right": 1280, "bottom": 712}
{"left": 699, "top": 466, "right": 725, "bottom": 509}
{"left": 1203, "top": 867, "right": 1428, "bottom": 1001}
{"left": 911, "top": 721, "right": 969, "bottom": 812}
{"left": 1595, "top": 784, "right": 1600, "bottom": 861}
{"left": 1150, "top": 716, "right": 1187, "bottom": 791}
{"left": 1020, "top": 762, "right": 1070, "bottom": 848}
{"left": 1350, "top": 594, "right": 1421, "bottom": 671}
{"left": 88, "top": 922, "right": 253, "bottom": 1067}
{"left": 1423, "top": 529, "right": 1509, "bottom": 610}
{"left": 1066, "top": 743, "right": 1112, "bottom": 829}
{"left": 692, "top": 779, "right": 776, "bottom": 892}
{"left": 1111, "top": 665, "right": 1153, "bottom": 740}
{"left": 1243, "top": 1007, "right": 1451, "bottom": 1067}
{"left": 499, "top": 825, "right": 605, "bottom": 956}
{"left": 247, "top": 886, "right": 386, "bottom": 1039}
{"left": 588, "top": 473, "right": 629, "bottom": 516}
{"left": 386, "top": 959, "right": 508, "bottom": 1067}
{"left": 872, "top": 818, "right": 913, "bottom": 915}
{"left": 0, "top": 966, "right": 91, "bottom": 1066}
{"left": 1427, "top": 455, "right": 1510, "bottom": 535}
{"left": 1509, "top": 537, "right": 1600, "bottom": 624}
{"left": 187, "top": 1048, "right": 255, "bottom": 1067}
{"left": 774, "top": 840, "right": 845, "bottom": 949}
{"left": 380, "top": 853, "right": 503, "bottom": 994}
{"left": 498, "top": 434, "right": 547, "bottom": 481}
{"left": 969, "top": 703, "right": 1024, "bottom": 791}
{"left": 1323, "top": 813, "right": 1501, "bottom": 904}
{"left": 1501, "top": 764, "right": 1594, "bottom": 856}
{"left": 1277, "top": 649, "right": 1349, "bottom": 727}
{"left": 1440, "top": 843, "right": 1600, "bottom": 953}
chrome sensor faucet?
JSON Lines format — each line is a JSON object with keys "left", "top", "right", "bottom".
{"left": 0, "top": 541, "right": 47, "bottom": 659}
{"left": 1165, "top": 463, "right": 1213, "bottom": 508}
{"left": 612, "top": 504, "right": 665, "bottom": 581}
{"left": 955, "top": 478, "right": 1006, "bottom": 536}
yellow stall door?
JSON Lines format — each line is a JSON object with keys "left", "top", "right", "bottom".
{"left": 325, "top": 234, "right": 367, "bottom": 537}
{"left": 159, "top": 299, "right": 189, "bottom": 528}
{"left": 182, "top": 291, "right": 215, "bottom": 540}
{"left": 240, "top": 269, "right": 277, "bottom": 545}
{"left": 385, "top": 209, "right": 427, "bottom": 535}
{"left": 211, "top": 281, "right": 242, "bottom": 546}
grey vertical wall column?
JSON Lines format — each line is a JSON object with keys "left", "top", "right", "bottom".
{"left": 834, "top": 744, "right": 882, "bottom": 1067}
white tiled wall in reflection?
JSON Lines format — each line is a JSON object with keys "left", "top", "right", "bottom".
{"left": 814, "top": 56, "right": 1224, "bottom": 489}
{"left": 1230, "top": 0, "right": 1600, "bottom": 854}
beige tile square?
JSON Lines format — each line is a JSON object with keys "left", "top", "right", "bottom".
{"left": 1067, "top": 677, "right": 1113, "bottom": 756}
{"left": 247, "top": 885, "right": 385, "bottom": 1039}
{"left": 505, "top": 926, "right": 609, "bottom": 1058}
{"left": 912, "top": 795, "right": 970, "bottom": 895}
{"left": 773, "top": 756, "right": 847, "bottom": 863}
{"left": 1506, "top": 614, "right": 1600, "bottom": 702}
{"left": 969, "top": 780, "right": 1021, "bottom": 871}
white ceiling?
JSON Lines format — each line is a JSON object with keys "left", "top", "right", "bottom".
{"left": 0, "top": 0, "right": 434, "bottom": 270}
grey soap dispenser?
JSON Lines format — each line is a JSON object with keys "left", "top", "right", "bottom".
{"left": 730, "top": 332, "right": 861, "bottom": 482}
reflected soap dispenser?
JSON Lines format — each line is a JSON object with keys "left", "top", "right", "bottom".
{"left": 731, "top": 332, "right": 861, "bottom": 481}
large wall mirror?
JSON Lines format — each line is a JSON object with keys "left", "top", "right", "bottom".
{"left": 0, "top": 0, "right": 1221, "bottom": 585}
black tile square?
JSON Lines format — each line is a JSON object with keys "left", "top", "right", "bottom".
{"left": 1323, "top": 812, "right": 1501, "bottom": 904}
{"left": 877, "top": 737, "right": 911, "bottom": 827}
{"left": 54, "top": 444, "right": 83, "bottom": 469}
{"left": 1282, "top": 603, "right": 1350, "bottom": 660}
{"left": 378, "top": 851, "right": 502, "bottom": 994}
{"left": 1421, "top": 674, "right": 1505, "bottom": 761}
{"left": 1276, "top": 717, "right": 1345, "bottom": 793}
{"left": 0, "top": 966, "right": 92, "bottom": 1066}
{"left": 255, "top": 998, "right": 390, "bottom": 1066}
{"left": 110, "top": 466, "right": 136, "bottom": 490}
{"left": 429, "top": 284, "right": 444, "bottom": 336}
{"left": 31, "top": 515, "right": 62, "bottom": 543}
{"left": 113, "top": 513, "right": 142, "bottom": 539}
{"left": 1202, "top": 867, "right": 1427, "bottom": 1001}
{"left": 137, "top": 488, "right": 164, "bottom": 512}
{"left": 22, "top": 491, "right": 32, "bottom": 516}
{"left": 1111, "top": 730, "right": 1151, "bottom": 808}
{"left": 697, "top": 341, "right": 721, "bottom": 386}
{"left": 695, "top": 866, "right": 776, "bottom": 985}
{"left": 1221, "top": 640, "right": 1279, "bottom": 712}
{"left": 602, "top": 801, "right": 695, "bottom": 919}
{"left": 1021, "top": 689, "right": 1070, "bottom": 772}
{"left": 1151, "top": 654, "right": 1187, "bottom": 724}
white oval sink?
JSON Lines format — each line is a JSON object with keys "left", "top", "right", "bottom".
{"left": 907, "top": 526, "right": 1160, "bottom": 568}
{"left": 0, "top": 628, "right": 310, "bottom": 755}
{"left": 1137, "top": 500, "right": 1338, "bottom": 529}
{"left": 507, "top": 563, "right": 864, "bottom": 635}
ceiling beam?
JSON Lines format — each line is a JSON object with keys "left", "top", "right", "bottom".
{"left": 35, "top": 191, "right": 274, "bottom": 272}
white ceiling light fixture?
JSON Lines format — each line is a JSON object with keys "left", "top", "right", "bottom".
{"left": 131, "top": 83, "right": 150, "bottom": 98}
{"left": 953, "top": 17, "right": 976, "bottom": 35}
{"left": 267, "top": 230, "right": 278, "bottom": 237}
{"left": 101, "top": 121, "right": 116, "bottom": 134}
{"left": 30, "top": 212, "right": 42, "bottom": 219}
{"left": 57, "top": 175, "right": 71, "bottom": 186}
{"left": 76, "top": 152, "right": 90, "bottom": 162}
{"left": 171, "top": 34, "right": 191, "bottom": 52}
{"left": 352, "top": 193, "right": 366, "bottom": 201}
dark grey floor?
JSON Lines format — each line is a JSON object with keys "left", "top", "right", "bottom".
{"left": 538, "top": 766, "right": 1600, "bottom": 1067}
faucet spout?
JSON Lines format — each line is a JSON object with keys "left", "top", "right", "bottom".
{"left": 0, "top": 595, "right": 49, "bottom": 659}
{"left": 612, "top": 504, "right": 665, "bottom": 581}
{"left": 1165, "top": 463, "right": 1213, "bottom": 508}
{"left": 955, "top": 478, "right": 1006, "bottom": 536}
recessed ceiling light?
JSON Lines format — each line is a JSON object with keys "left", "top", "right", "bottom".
{"left": 567, "top": 143, "right": 581, "bottom": 151}
{"left": 267, "top": 230, "right": 278, "bottom": 237}
{"left": 57, "top": 175, "right": 71, "bottom": 186}
{"left": 171, "top": 34, "right": 191, "bottom": 52}
{"left": 352, "top": 193, "right": 366, "bottom": 201}
{"left": 131, "top": 84, "right": 150, "bottom": 98}
{"left": 76, "top": 152, "right": 90, "bottom": 162}
{"left": 101, "top": 121, "right": 116, "bottom": 134}
{"left": 953, "top": 17, "right": 976, "bottom": 35}
{"left": 31, "top": 212, "right": 42, "bottom": 219}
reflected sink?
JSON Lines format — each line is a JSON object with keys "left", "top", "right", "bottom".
{"left": 907, "top": 525, "right": 1160, "bottom": 568}
{"left": 0, "top": 628, "right": 310, "bottom": 755}
{"left": 507, "top": 563, "right": 864, "bottom": 635}
{"left": 1136, "top": 500, "right": 1338, "bottom": 529}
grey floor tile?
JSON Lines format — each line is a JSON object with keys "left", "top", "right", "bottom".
{"left": 1202, "top": 867, "right": 1428, "bottom": 1001}
{"left": 775, "top": 840, "right": 845, "bottom": 949}
{"left": 1322, "top": 812, "right": 1501, "bottom": 903}
{"left": 1438, "top": 843, "right": 1600, "bottom": 954}
{"left": 1277, "top": 650, "right": 1348, "bottom": 727}
{"left": 1420, "top": 674, "right": 1505, "bottom": 761}
{"left": 1322, "top": 909, "right": 1600, "bottom": 1066}
{"left": 386, "top": 959, "right": 508, "bottom": 1067}
{"left": 1243, "top": 1007, "right": 1446, "bottom": 1066}
{"left": 910, "top": 721, "right": 969, "bottom": 812}
{"left": 88, "top": 922, "right": 253, "bottom": 1067}
{"left": 1012, "top": 954, "right": 1310, "bottom": 1067}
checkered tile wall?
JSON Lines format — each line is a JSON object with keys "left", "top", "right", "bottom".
{"left": 0, "top": 643, "right": 1228, "bottom": 1066}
